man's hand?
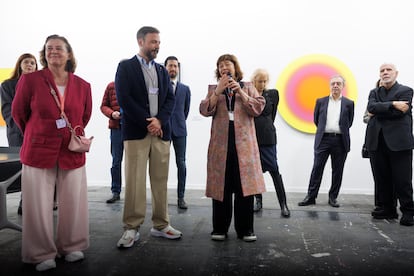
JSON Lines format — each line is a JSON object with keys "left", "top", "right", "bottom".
{"left": 146, "top": 117, "right": 163, "bottom": 138}
{"left": 393, "top": 101, "right": 410, "bottom": 113}
{"left": 112, "top": 111, "right": 121, "bottom": 120}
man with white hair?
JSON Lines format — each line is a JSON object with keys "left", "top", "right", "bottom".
{"left": 365, "top": 63, "right": 414, "bottom": 226}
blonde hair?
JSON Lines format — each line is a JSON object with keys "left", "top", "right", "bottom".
{"left": 251, "top": 68, "right": 270, "bottom": 89}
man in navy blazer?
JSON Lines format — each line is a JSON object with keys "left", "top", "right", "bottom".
{"left": 164, "top": 56, "right": 191, "bottom": 209}
{"left": 299, "top": 75, "right": 354, "bottom": 207}
{"left": 365, "top": 63, "right": 414, "bottom": 226}
{"left": 115, "top": 26, "right": 182, "bottom": 249}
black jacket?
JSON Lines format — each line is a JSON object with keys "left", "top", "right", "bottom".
{"left": 365, "top": 82, "right": 414, "bottom": 151}
{"left": 254, "top": 89, "right": 279, "bottom": 146}
{"left": 1, "top": 78, "right": 23, "bottom": 146}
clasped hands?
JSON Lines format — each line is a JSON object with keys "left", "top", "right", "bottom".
{"left": 147, "top": 117, "right": 163, "bottom": 138}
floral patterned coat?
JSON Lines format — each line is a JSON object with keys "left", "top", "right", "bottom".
{"left": 199, "top": 82, "right": 266, "bottom": 201}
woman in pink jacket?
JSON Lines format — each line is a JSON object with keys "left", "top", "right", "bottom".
{"left": 12, "top": 35, "right": 92, "bottom": 272}
{"left": 200, "top": 54, "right": 265, "bottom": 242}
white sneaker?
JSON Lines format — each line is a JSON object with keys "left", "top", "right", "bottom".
{"left": 65, "top": 251, "right": 84, "bottom": 262}
{"left": 211, "top": 233, "right": 227, "bottom": 241}
{"left": 150, "top": 225, "right": 182, "bottom": 240}
{"left": 242, "top": 233, "right": 257, "bottom": 242}
{"left": 36, "top": 259, "right": 56, "bottom": 271}
{"left": 117, "top": 229, "right": 140, "bottom": 248}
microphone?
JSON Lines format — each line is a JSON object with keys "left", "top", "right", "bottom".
{"left": 226, "top": 72, "right": 233, "bottom": 96}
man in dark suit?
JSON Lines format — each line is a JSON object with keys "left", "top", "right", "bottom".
{"left": 298, "top": 75, "right": 354, "bottom": 208}
{"left": 115, "top": 26, "right": 182, "bottom": 249}
{"left": 164, "top": 56, "right": 191, "bottom": 209}
{"left": 365, "top": 63, "right": 414, "bottom": 226}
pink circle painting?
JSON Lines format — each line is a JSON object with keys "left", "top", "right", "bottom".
{"left": 277, "top": 54, "right": 357, "bottom": 133}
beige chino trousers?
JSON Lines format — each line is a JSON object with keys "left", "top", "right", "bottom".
{"left": 122, "top": 134, "right": 170, "bottom": 231}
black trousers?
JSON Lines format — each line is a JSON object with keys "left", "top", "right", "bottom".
{"left": 212, "top": 121, "right": 254, "bottom": 236}
{"left": 307, "top": 134, "right": 348, "bottom": 200}
{"left": 370, "top": 132, "right": 414, "bottom": 214}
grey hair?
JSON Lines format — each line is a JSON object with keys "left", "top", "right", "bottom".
{"left": 330, "top": 74, "right": 346, "bottom": 86}
{"left": 251, "top": 68, "right": 269, "bottom": 82}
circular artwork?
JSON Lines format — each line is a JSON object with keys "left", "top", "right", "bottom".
{"left": 276, "top": 54, "right": 358, "bottom": 134}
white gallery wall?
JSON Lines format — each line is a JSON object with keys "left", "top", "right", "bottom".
{"left": 1, "top": 0, "right": 413, "bottom": 195}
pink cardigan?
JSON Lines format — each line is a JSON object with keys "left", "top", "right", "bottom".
{"left": 199, "top": 82, "right": 266, "bottom": 201}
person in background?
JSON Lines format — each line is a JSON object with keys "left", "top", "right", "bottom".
{"left": 365, "top": 63, "right": 414, "bottom": 226}
{"left": 251, "top": 69, "right": 290, "bottom": 217}
{"left": 298, "top": 75, "right": 354, "bottom": 208}
{"left": 12, "top": 34, "right": 92, "bottom": 271}
{"left": 164, "top": 56, "right": 191, "bottom": 209}
{"left": 100, "top": 81, "right": 123, "bottom": 203}
{"left": 1, "top": 53, "right": 38, "bottom": 215}
{"left": 1, "top": 53, "right": 38, "bottom": 146}
{"left": 199, "top": 54, "right": 265, "bottom": 242}
{"left": 115, "top": 26, "right": 182, "bottom": 249}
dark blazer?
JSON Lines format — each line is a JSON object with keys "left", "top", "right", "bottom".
{"left": 365, "top": 82, "right": 414, "bottom": 151}
{"left": 115, "top": 56, "right": 175, "bottom": 141}
{"left": 254, "top": 89, "right": 279, "bottom": 146}
{"left": 313, "top": 96, "right": 354, "bottom": 152}
{"left": 1, "top": 78, "right": 23, "bottom": 146}
{"left": 171, "top": 82, "right": 191, "bottom": 137}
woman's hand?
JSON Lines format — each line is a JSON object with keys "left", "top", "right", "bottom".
{"left": 227, "top": 77, "right": 241, "bottom": 94}
{"left": 214, "top": 74, "right": 235, "bottom": 96}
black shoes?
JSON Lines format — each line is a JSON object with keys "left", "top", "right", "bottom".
{"left": 400, "top": 213, "right": 414, "bottom": 226}
{"left": 372, "top": 208, "right": 413, "bottom": 226}
{"left": 371, "top": 208, "right": 398, "bottom": 220}
{"left": 281, "top": 204, "right": 290, "bottom": 217}
{"left": 106, "top": 194, "right": 120, "bottom": 204}
{"left": 328, "top": 198, "right": 340, "bottom": 208}
{"left": 178, "top": 198, "right": 188, "bottom": 209}
{"left": 298, "top": 196, "right": 339, "bottom": 207}
{"left": 298, "top": 196, "right": 315, "bottom": 206}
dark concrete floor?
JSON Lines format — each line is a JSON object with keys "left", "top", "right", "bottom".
{"left": 1, "top": 187, "right": 413, "bottom": 276}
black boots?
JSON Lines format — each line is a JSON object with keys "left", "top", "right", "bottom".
{"left": 270, "top": 172, "right": 290, "bottom": 218}
{"left": 253, "top": 172, "right": 290, "bottom": 218}
{"left": 253, "top": 194, "right": 262, "bottom": 212}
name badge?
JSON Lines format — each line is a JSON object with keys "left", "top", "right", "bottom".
{"left": 228, "top": 111, "right": 234, "bottom": 121}
{"left": 149, "top": 87, "right": 159, "bottom": 95}
{"left": 56, "top": 118, "right": 66, "bottom": 129}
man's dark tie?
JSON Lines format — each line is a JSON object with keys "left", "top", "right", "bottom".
{"left": 171, "top": 81, "right": 176, "bottom": 94}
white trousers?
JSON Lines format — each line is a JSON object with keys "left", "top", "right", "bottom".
{"left": 21, "top": 165, "right": 89, "bottom": 264}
